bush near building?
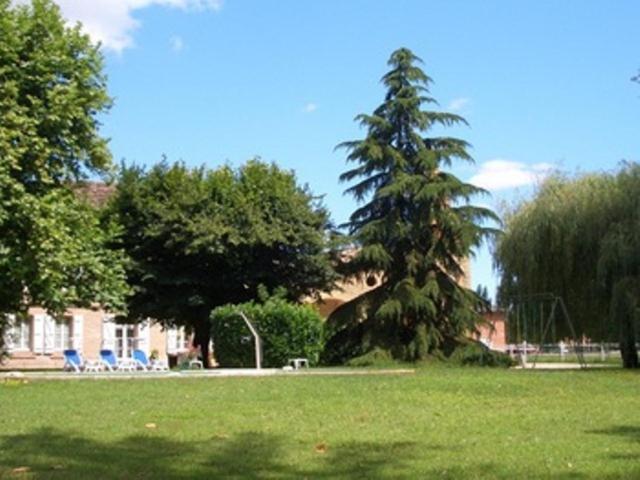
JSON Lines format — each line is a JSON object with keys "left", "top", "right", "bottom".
{"left": 210, "top": 296, "right": 325, "bottom": 368}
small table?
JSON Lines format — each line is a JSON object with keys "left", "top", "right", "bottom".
{"left": 84, "top": 360, "right": 103, "bottom": 373}
{"left": 189, "top": 359, "right": 204, "bottom": 369}
{"left": 288, "top": 358, "right": 309, "bottom": 370}
{"left": 117, "top": 359, "right": 137, "bottom": 372}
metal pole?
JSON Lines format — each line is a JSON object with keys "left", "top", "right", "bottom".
{"left": 238, "top": 311, "right": 262, "bottom": 370}
{"left": 532, "top": 298, "right": 557, "bottom": 369}
{"left": 557, "top": 297, "right": 587, "bottom": 368}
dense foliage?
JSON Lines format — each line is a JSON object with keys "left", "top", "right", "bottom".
{"left": 449, "top": 342, "right": 515, "bottom": 368}
{"left": 210, "top": 294, "right": 325, "bottom": 368}
{"left": 325, "top": 48, "right": 498, "bottom": 363}
{"left": 0, "top": 0, "right": 129, "bottom": 352}
{"left": 495, "top": 163, "right": 640, "bottom": 367}
{"left": 107, "top": 160, "right": 337, "bottom": 367}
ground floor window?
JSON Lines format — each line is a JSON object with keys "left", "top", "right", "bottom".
{"left": 115, "top": 324, "right": 137, "bottom": 359}
{"left": 8, "top": 316, "right": 31, "bottom": 351}
{"left": 168, "top": 327, "right": 191, "bottom": 354}
{"left": 54, "top": 317, "right": 72, "bottom": 351}
{"left": 6, "top": 314, "right": 78, "bottom": 354}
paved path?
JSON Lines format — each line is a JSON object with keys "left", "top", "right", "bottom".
{"left": 0, "top": 368, "right": 415, "bottom": 381}
{"left": 515, "top": 362, "right": 616, "bottom": 370}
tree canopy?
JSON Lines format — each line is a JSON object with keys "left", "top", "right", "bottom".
{"left": 0, "top": 0, "right": 128, "bottom": 338}
{"left": 494, "top": 163, "right": 640, "bottom": 367}
{"left": 324, "top": 48, "right": 499, "bottom": 363}
{"left": 106, "top": 159, "right": 337, "bottom": 367}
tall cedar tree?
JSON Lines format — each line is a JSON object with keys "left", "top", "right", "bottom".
{"left": 325, "top": 48, "right": 498, "bottom": 363}
{"left": 107, "top": 160, "right": 337, "bottom": 367}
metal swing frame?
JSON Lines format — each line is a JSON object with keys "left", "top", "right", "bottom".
{"left": 505, "top": 293, "right": 587, "bottom": 369}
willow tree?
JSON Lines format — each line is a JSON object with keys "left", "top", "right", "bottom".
{"left": 324, "top": 48, "right": 499, "bottom": 363}
{"left": 495, "top": 164, "right": 640, "bottom": 368}
{"left": 597, "top": 164, "right": 640, "bottom": 367}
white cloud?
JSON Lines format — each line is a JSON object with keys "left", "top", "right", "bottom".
{"left": 303, "top": 102, "right": 318, "bottom": 113}
{"left": 169, "top": 35, "right": 184, "bottom": 52}
{"left": 447, "top": 97, "right": 470, "bottom": 112}
{"left": 468, "top": 159, "right": 554, "bottom": 191}
{"left": 15, "top": 0, "right": 223, "bottom": 53}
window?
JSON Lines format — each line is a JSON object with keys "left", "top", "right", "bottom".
{"left": 168, "top": 327, "right": 191, "bottom": 354}
{"left": 114, "top": 324, "right": 136, "bottom": 358}
{"left": 6, "top": 316, "right": 31, "bottom": 351}
{"left": 178, "top": 328, "right": 191, "bottom": 351}
{"left": 54, "top": 317, "right": 72, "bottom": 351}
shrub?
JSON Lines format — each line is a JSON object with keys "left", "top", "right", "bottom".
{"left": 346, "top": 348, "right": 398, "bottom": 367}
{"left": 210, "top": 298, "right": 325, "bottom": 368}
{"left": 450, "top": 342, "right": 516, "bottom": 367}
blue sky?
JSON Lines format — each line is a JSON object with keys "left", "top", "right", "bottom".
{"left": 50, "top": 0, "right": 640, "bottom": 299}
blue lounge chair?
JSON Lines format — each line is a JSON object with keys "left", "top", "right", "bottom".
{"left": 99, "top": 349, "right": 136, "bottom": 372}
{"left": 63, "top": 349, "right": 83, "bottom": 373}
{"left": 133, "top": 349, "right": 169, "bottom": 371}
{"left": 63, "top": 349, "right": 102, "bottom": 373}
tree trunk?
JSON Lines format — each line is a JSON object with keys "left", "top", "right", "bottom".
{"left": 193, "top": 318, "right": 212, "bottom": 368}
{"left": 620, "top": 305, "right": 639, "bottom": 369}
{"left": 611, "top": 278, "right": 639, "bottom": 369}
{"left": 620, "top": 325, "right": 639, "bottom": 369}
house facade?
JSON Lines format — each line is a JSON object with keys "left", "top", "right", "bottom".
{"left": 315, "top": 256, "right": 473, "bottom": 317}
{"left": 315, "top": 257, "right": 508, "bottom": 351}
{"left": 1, "top": 307, "right": 191, "bottom": 370}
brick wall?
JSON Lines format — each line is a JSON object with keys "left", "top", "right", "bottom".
{"left": 477, "top": 311, "right": 507, "bottom": 351}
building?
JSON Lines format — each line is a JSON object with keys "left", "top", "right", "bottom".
{"left": 476, "top": 310, "right": 507, "bottom": 351}
{"left": 315, "top": 254, "right": 507, "bottom": 351}
{"left": 1, "top": 182, "right": 504, "bottom": 369}
{"left": 0, "top": 182, "right": 193, "bottom": 370}
{"left": 315, "top": 253, "right": 473, "bottom": 317}
{"left": 2, "top": 308, "right": 191, "bottom": 370}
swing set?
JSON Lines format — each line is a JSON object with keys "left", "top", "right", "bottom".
{"left": 505, "top": 293, "right": 587, "bottom": 368}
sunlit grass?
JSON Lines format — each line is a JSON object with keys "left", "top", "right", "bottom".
{"left": 1, "top": 366, "right": 639, "bottom": 479}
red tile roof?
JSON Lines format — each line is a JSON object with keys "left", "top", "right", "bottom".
{"left": 74, "top": 182, "right": 115, "bottom": 207}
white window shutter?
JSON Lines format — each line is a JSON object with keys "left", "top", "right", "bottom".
{"left": 33, "top": 314, "right": 45, "bottom": 354}
{"left": 43, "top": 315, "right": 55, "bottom": 354}
{"left": 3, "top": 314, "right": 16, "bottom": 351}
{"left": 72, "top": 315, "right": 84, "bottom": 351}
{"left": 167, "top": 327, "right": 178, "bottom": 354}
{"left": 137, "top": 320, "right": 150, "bottom": 355}
{"left": 102, "top": 317, "right": 116, "bottom": 351}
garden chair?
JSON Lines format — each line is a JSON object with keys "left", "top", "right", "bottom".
{"left": 187, "top": 346, "right": 204, "bottom": 369}
{"left": 133, "top": 349, "right": 169, "bottom": 371}
{"left": 99, "top": 349, "right": 137, "bottom": 372}
{"left": 63, "top": 349, "right": 102, "bottom": 373}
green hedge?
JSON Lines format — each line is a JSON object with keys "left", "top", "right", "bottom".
{"left": 449, "top": 342, "right": 516, "bottom": 367}
{"left": 210, "top": 298, "right": 325, "bottom": 368}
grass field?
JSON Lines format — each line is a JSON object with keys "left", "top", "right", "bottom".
{"left": 1, "top": 366, "right": 639, "bottom": 479}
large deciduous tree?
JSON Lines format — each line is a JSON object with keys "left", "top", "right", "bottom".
{"left": 0, "top": 0, "right": 129, "bottom": 350}
{"left": 495, "top": 164, "right": 640, "bottom": 368}
{"left": 324, "top": 48, "right": 498, "bottom": 363}
{"left": 107, "top": 160, "right": 337, "bottom": 367}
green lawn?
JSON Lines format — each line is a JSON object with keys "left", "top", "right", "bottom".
{"left": 1, "top": 366, "right": 639, "bottom": 479}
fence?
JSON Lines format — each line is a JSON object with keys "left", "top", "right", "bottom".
{"left": 503, "top": 342, "right": 627, "bottom": 364}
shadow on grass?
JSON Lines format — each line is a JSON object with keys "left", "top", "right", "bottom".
{"left": 0, "top": 428, "right": 419, "bottom": 479}
{"left": 589, "top": 425, "right": 640, "bottom": 466}
{"left": 589, "top": 425, "right": 640, "bottom": 443}
{"left": 3, "top": 427, "right": 636, "bottom": 479}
